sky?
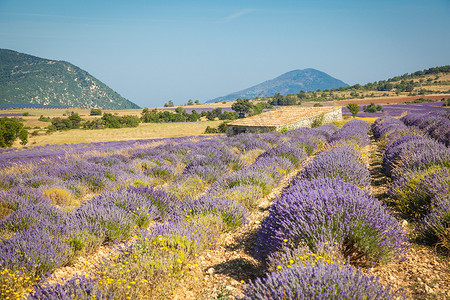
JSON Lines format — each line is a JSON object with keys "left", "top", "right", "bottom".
{"left": 1, "top": 0, "right": 449, "bottom": 108}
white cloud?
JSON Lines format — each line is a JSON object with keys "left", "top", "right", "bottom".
{"left": 220, "top": 9, "right": 255, "bottom": 23}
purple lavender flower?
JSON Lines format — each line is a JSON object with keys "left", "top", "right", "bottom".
{"left": 388, "top": 167, "right": 450, "bottom": 218}
{"left": 330, "top": 119, "right": 370, "bottom": 146}
{"left": 254, "top": 177, "right": 408, "bottom": 265}
{"left": 29, "top": 275, "right": 113, "bottom": 299}
{"left": 241, "top": 261, "right": 403, "bottom": 300}
{"left": 301, "top": 146, "right": 371, "bottom": 188}
{"left": 371, "top": 116, "right": 410, "bottom": 139}
{"left": 256, "top": 142, "right": 308, "bottom": 167}
{"left": 0, "top": 225, "right": 73, "bottom": 276}
{"left": 418, "top": 195, "right": 450, "bottom": 250}
{"left": 0, "top": 185, "right": 50, "bottom": 211}
{"left": 0, "top": 203, "right": 66, "bottom": 233}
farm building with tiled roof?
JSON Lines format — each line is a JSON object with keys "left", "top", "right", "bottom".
{"left": 226, "top": 106, "right": 342, "bottom": 136}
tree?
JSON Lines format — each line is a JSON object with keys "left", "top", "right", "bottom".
{"left": 90, "top": 108, "right": 102, "bottom": 116}
{"left": 346, "top": 103, "right": 360, "bottom": 117}
{"left": 194, "top": 100, "right": 200, "bottom": 104}
{"left": 0, "top": 117, "right": 28, "bottom": 147}
{"left": 187, "top": 99, "right": 194, "bottom": 105}
{"left": 231, "top": 98, "right": 254, "bottom": 118}
{"left": 68, "top": 112, "right": 82, "bottom": 128}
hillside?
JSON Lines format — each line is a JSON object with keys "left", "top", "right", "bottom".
{"left": 0, "top": 49, "right": 139, "bottom": 109}
{"left": 207, "top": 68, "right": 348, "bottom": 103}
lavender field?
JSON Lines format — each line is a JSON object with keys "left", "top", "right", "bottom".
{"left": 342, "top": 101, "right": 447, "bottom": 118}
{"left": 0, "top": 111, "right": 449, "bottom": 299}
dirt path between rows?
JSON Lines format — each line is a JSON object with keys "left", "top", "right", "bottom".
{"left": 364, "top": 137, "right": 450, "bottom": 299}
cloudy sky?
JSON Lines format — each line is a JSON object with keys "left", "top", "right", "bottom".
{"left": 1, "top": 0, "right": 449, "bottom": 107}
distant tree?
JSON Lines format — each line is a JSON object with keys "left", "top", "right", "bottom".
{"left": 232, "top": 98, "right": 254, "bottom": 118}
{"left": 22, "top": 112, "right": 29, "bottom": 116}
{"left": 346, "top": 103, "right": 360, "bottom": 117}
{"left": 168, "top": 100, "right": 174, "bottom": 107}
{"left": 363, "top": 103, "right": 384, "bottom": 113}
{"left": 175, "top": 107, "right": 184, "bottom": 114}
{"left": 194, "top": 100, "right": 200, "bottom": 104}
{"left": 90, "top": 108, "right": 102, "bottom": 116}
{"left": 187, "top": 99, "right": 194, "bottom": 105}
{"left": 67, "top": 112, "right": 82, "bottom": 128}
{"left": 38, "top": 115, "right": 51, "bottom": 122}
{"left": 0, "top": 117, "right": 28, "bottom": 147}
{"left": 297, "top": 90, "right": 307, "bottom": 99}
{"left": 204, "top": 126, "right": 218, "bottom": 134}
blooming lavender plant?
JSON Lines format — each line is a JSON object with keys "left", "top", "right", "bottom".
{"left": 254, "top": 177, "right": 407, "bottom": 265}
{"left": 0, "top": 203, "right": 66, "bottom": 233}
{"left": 0, "top": 225, "right": 73, "bottom": 276}
{"left": 29, "top": 275, "right": 113, "bottom": 299}
{"left": 0, "top": 185, "right": 50, "bottom": 212}
{"left": 241, "top": 261, "right": 403, "bottom": 300}
{"left": 301, "top": 146, "right": 371, "bottom": 188}
{"left": 330, "top": 119, "right": 370, "bottom": 146}
{"left": 371, "top": 116, "right": 409, "bottom": 140}
{"left": 388, "top": 167, "right": 450, "bottom": 218}
{"left": 256, "top": 142, "right": 308, "bottom": 167}
{"left": 172, "top": 196, "right": 248, "bottom": 231}
{"left": 419, "top": 195, "right": 450, "bottom": 250}
{"left": 381, "top": 135, "right": 428, "bottom": 176}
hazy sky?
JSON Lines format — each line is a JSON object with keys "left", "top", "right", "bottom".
{"left": 1, "top": 0, "right": 449, "bottom": 108}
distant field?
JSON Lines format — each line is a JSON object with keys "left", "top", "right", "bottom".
{"left": 13, "top": 120, "right": 223, "bottom": 147}
{"left": 334, "top": 94, "right": 450, "bottom": 105}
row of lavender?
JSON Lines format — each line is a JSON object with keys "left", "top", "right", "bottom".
{"left": 242, "top": 120, "right": 408, "bottom": 299}
{"left": 372, "top": 114, "right": 450, "bottom": 251}
{"left": 1, "top": 125, "right": 332, "bottom": 298}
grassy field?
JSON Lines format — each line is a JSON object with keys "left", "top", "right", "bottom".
{"left": 14, "top": 120, "right": 223, "bottom": 147}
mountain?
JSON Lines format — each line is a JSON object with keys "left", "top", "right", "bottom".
{"left": 0, "top": 49, "right": 139, "bottom": 109}
{"left": 207, "top": 68, "right": 348, "bottom": 103}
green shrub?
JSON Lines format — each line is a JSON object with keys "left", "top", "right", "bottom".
{"left": 0, "top": 117, "right": 28, "bottom": 147}
{"left": 90, "top": 108, "right": 102, "bottom": 116}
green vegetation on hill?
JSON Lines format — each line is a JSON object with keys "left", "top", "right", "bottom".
{"left": 0, "top": 49, "right": 139, "bottom": 110}
{"left": 332, "top": 66, "right": 450, "bottom": 93}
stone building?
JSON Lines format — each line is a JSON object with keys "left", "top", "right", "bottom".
{"left": 226, "top": 106, "right": 342, "bottom": 136}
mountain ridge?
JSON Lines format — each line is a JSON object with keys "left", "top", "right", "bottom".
{"left": 207, "top": 68, "right": 348, "bottom": 103}
{"left": 0, "top": 49, "right": 140, "bottom": 109}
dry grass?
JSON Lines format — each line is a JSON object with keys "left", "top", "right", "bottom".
{"left": 14, "top": 121, "right": 223, "bottom": 147}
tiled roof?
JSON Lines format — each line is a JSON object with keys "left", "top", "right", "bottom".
{"left": 228, "top": 106, "right": 341, "bottom": 127}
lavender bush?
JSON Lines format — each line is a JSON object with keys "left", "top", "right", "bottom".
{"left": 29, "top": 275, "right": 112, "bottom": 300}
{"left": 173, "top": 196, "right": 248, "bottom": 231}
{"left": 254, "top": 177, "right": 407, "bottom": 266}
{"left": 329, "top": 119, "right": 370, "bottom": 146}
{"left": 301, "top": 146, "right": 371, "bottom": 188}
{"left": 388, "top": 167, "right": 450, "bottom": 218}
{"left": 0, "top": 225, "right": 73, "bottom": 277}
{"left": 255, "top": 142, "right": 308, "bottom": 167}
{"left": 419, "top": 195, "right": 450, "bottom": 250}
{"left": 371, "top": 116, "right": 409, "bottom": 140}
{"left": 241, "top": 261, "right": 403, "bottom": 300}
